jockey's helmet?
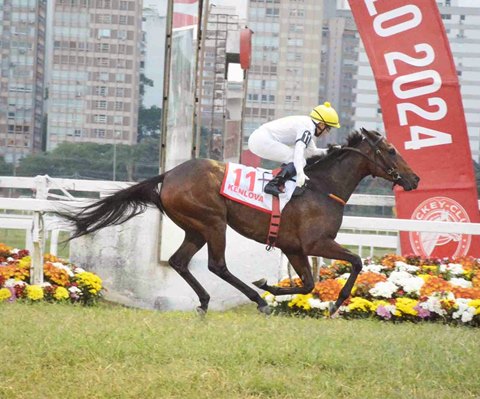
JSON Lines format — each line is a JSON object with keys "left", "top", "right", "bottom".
{"left": 310, "top": 102, "right": 341, "bottom": 128}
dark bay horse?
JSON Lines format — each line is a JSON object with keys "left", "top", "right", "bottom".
{"left": 59, "top": 128, "right": 419, "bottom": 316}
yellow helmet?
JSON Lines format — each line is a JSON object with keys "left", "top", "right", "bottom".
{"left": 310, "top": 102, "right": 341, "bottom": 128}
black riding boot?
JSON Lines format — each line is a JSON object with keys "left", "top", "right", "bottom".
{"left": 264, "top": 162, "right": 296, "bottom": 196}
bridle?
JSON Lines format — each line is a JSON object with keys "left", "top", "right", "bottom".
{"left": 341, "top": 131, "right": 402, "bottom": 182}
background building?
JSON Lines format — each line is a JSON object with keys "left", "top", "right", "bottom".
{"left": 44, "top": 0, "right": 143, "bottom": 150}
{"left": 0, "top": 0, "right": 47, "bottom": 164}
{"left": 142, "top": 2, "right": 167, "bottom": 109}
{"left": 198, "top": 4, "right": 241, "bottom": 160}
{"left": 242, "top": 0, "right": 325, "bottom": 151}
{"left": 319, "top": 4, "right": 359, "bottom": 145}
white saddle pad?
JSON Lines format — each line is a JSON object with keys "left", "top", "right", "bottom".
{"left": 220, "top": 162, "right": 296, "bottom": 213}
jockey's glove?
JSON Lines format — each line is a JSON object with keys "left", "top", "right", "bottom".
{"left": 296, "top": 171, "right": 310, "bottom": 187}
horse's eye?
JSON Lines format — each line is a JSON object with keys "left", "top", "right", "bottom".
{"left": 388, "top": 148, "right": 396, "bottom": 155}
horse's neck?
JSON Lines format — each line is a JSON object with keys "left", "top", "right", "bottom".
{"left": 311, "top": 152, "right": 370, "bottom": 203}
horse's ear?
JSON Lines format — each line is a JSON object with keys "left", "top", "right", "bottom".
{"left": 360, "top": 127, "right": 368, "bottom": 135}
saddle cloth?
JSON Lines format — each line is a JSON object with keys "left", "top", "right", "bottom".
{"left": 220, "top": 162, "right": 296, "bottom": 213}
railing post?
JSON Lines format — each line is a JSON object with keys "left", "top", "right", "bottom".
{"left": 30, "top": 211, "right": 44, "bottom": 285}
{"left": 30, "top": 176, "right": 48, "bottom": 285}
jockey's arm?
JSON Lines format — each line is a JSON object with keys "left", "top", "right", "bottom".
{"left": 294, "top": 132, "right": 311, "bottom": 188}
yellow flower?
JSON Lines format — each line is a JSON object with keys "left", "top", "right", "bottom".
{"left": 468, "top": 299, "right": 480, "bottom": 315}
{"left": 17, "top": 256, "right": 31, "bottom": 269}
{"left": 54, "top": 286, "right": 69, "bottom": 301}
{"left": 371, "top": 300, "right": 390, "bottom": 311}
{"left": 0, "top": 288, "right": 12, "bottom": 301}
{"left": 348, "top": 297, "right": 373, "bottom": 312}
{"left": 26, "top": 285, "right": 44, "bottom": 301}
{"left": 395, "top": 298, "right": 418, "bottom": 316}
{"left": 288, "top": 294, "right": 313, "bottom": 310}
{"left": 76, "top": 272, "right": 103, "bottom": 294}
{"left": 418, "top": 274, "right": 432, "bottom": 281}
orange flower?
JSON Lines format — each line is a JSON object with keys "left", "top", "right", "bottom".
{"left": 44, "top": 254, "right": 60, "bottom": 263}
{"left": 472, "top": 270, "right": 480, "bottom": 288}
{"left": 277, "top": 277, "right": 303, "bottom": 288}
{"left": 420, "top": 276, "right": 451, "bottom": 296}
{"left": 354, "top": 272, "right": 387, "bottom": 296}
{"left": 313, "top": 279, "right": 342, "bottom": 301}
{"left": 451, "top": 286, "right": 480, "bottom": 300}
{"left": 380, "top": 254, "right": 406, "bottom": 269}
{"left": 44, "top": 262, "right": 70, "bottom": 286}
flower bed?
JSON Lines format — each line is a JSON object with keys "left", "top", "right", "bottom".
{"left": 0, "top": 243, "right": 103, "bottom": 305}
{"left": 266, "top": 254, "right": 480, "bottom": 326}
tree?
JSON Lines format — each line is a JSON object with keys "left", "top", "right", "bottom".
{"left": 138, "top": 105, "right": 162, "bottom": 141}
{"left": 0, "top": 156, "right": 13, "bottom": 175}
{"left": 15, "top": 141, "right": 159, "bottom": 181}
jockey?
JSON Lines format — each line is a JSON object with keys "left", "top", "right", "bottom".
{"left": 248, "top": 101, "right": 341, "bottom": 196}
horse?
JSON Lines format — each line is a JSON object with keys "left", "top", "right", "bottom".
{"left": 58, "top": 128, "right": 419, "bottom": 316}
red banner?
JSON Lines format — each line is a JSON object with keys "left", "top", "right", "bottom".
{"left": 349, "top": 0, "right": 480, "bottom": 257}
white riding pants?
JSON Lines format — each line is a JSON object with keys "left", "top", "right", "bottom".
{"left": 248, "top": 128, "right": 295, "bottom": 164}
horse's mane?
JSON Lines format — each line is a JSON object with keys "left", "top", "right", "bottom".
{"left": 305, "top": 130, "right": 364, "bottom": 170}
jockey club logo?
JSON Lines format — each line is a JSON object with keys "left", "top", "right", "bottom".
{"left": 409, "top": 196, "right": 471, "bottom": 257}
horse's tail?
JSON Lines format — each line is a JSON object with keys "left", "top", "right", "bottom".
{"left": 57, "top": 174, "right": 166, "bottom": 241}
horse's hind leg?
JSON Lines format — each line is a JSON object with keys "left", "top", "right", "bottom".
{"left": 206, "top": 227, "right": 270, "bottom": 314}
{"left": 253, "top": 253, "right": 314, "bottom": 296}
{"left": 168, "top": 231, "right": 210, "bottom": 315}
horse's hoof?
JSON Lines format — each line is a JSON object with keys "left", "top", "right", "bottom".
{"left": 252, "top": 278, "right": 267, "bottom": 289}
{"left": 328, "top": 302, "right": 340, "bottom": 319}
{"left": 258, "top": 305, "right": 271, "bottom": 315}
{"left": 196, "top": 306, "right": 207, "bottom": 318}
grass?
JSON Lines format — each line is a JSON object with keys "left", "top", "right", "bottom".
{"left": 1, "top": 303, "right": 479, "bottom": 399}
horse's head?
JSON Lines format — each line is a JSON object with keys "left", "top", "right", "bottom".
{"left": 358, "top": 128, "right": 420, "bottom": 191}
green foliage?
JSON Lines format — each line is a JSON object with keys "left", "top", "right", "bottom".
{"left": 138, "top": 105, "right": 162, "bottom": 140}
{"left": 0, "top": 304, "right": 479, "bottom": 398}
{"left": 0, "top": 156, "right": 13, "bottom": 175}
{"left": 14, "top": 140, "right": 160, "bottom": 181}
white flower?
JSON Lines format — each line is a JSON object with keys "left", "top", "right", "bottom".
{"left": 276, "top": 294, "right": 293, "bottom": 303}
{"left": 308, "top": 298, "right": 331, "bottom": 310}
{"left": 68, "top": 286, "right": 82, "bottom": 294}
{"left": 5, "top": 279, "right": 26, "bottom": 288}
{"left": 419, "top": 296, "right": 446, "bottom": 316}
{"left": 73, "top": 267, "right": 86, "bottom": 274}
{"left": 449, "top": 278, "right": 472, "bottom": 288}
{"left": 40, "top": 282, "right": 52, "bottom": 288}
{"left": 6, "top": 257, "right": 14, "bottom": 262}
{"left": 264, "top": 294, "right": 277, "bottom": 306}
{"left": 439, "top": 263, "right": 465, "bottom": 276}
{"left": 452, "top": 299, "right": 475, "bottom": 322}
{"left": 401, "top": 277, "right": 425, "bottom": 295}
{"left": 369, "top": 281, "right": 398, "bottom": 298}
{"left": 388, "top": 271, "right": 414, "bottom": 285}
{"left": 53, "top": 262, "right": 75, "bottom": 277}
{"left": 362, "top": 264, "right": 385, "bottom": 274}
{"left": 394, "top": 261, "right": 419, "bottom": 273}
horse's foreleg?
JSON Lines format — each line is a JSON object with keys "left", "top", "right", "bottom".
{"left": 315, "top": 240, "right": 363, "bottom": 316}
{"left": 206, "top": 227, "right": 270, "bottom": 314}
{"left": 169, "top": 232, "right": 210, "bottom": 315}
{"left": 252, "top": 253, "right": 314, "bottom": 296}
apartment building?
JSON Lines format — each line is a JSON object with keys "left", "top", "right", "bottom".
{"left": 198, "top": 5, "right": 240, "bottom": 160}
{"left": 0, "top": 0, "right": 47, "bottom": 163}
{"left": 243, "top": 0, "right": 325, "bottom": 148}
{"left": 45, "top": 0, "right": 143, "bottom": 150}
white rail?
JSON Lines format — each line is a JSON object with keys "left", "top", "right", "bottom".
{"left": 1, "top": 175, "right": 480, "bottom": 283}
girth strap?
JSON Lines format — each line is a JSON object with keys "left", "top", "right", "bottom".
{"left": 266, "top": 195, "right": 281, "bottom": 251}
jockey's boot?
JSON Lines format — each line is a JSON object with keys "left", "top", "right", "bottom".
{"left": 264, "top": 162, "right": 296, "bottom": 196}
